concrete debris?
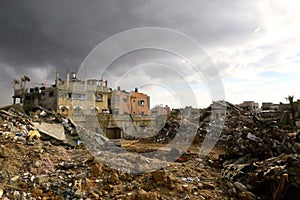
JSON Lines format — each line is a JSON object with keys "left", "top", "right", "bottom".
{"left": 198, "top": 101, "right": 300, "bottom": 200}
{"left": 32, "top": 122, "right": 65, "bottom": 141}
{"left": 0, "top": 101, "right": 299, "bottom": 199}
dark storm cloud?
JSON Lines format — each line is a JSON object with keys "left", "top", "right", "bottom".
{"left": 0, "top": 0, "right": 262, "bottom": 105}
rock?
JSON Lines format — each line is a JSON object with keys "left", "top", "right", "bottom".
{"left": 237, "top": 191, "right": 256, "bottom": 200}
{"left": 13, "top": 191, "right": 20, "bottom": 199}
{"left": 74, "top": 172, "right": 87, "bottom": 180}
{"left": 16, "top": 136, "right": 27, "bottom": 144}
{"left": 31, "top": 187, "right": 43, "bottom": 198}
{"left": 59, "top": 162, "right": 74, "bottom": 170}
{"left": 74, "top": 189, "right": 82, "bottom": 198}
{"left": 234, "top": 182, "right": 247, "bottom": 192}
{"left": 33, "top": 160, "right": 42, "bottom": 168}
{"left": 152, "top": 170, "right": 167, "bottom": 184}
{"left": 35, "top": 174, "right": 49, "bottom": 184}
{"left": 108, "top": 173, "right": 119, "bottom": 184}
{"left": 136, "top": 189, "right": 159, "bottom": 200}
{"left": 202, "top": 182, "right": 215, "bottom": 190}
{"left": 197, "top": 182, "right": 204, "bottom": 189}
{"left": 0, "top": 188, "right": 3, "bottom": 198}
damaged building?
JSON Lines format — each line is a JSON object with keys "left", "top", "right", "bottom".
{"left": 110, "top": 87, "right": 150, "bottom": 116}
{"left": 237, "top": 101, "right": 260, "bottom": 113}
{"left": 12, "top": 72, "right": 152, "bottom": 139}
{"left": 16, "top": 72, "right": 111, "bottom": 122}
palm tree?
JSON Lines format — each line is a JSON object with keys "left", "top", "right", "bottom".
{"left": 285, "top": 95, "right": 296, "bottom": 126}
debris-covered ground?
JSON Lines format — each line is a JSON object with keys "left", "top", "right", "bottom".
{"left": 0, "top": 103, "right": 299, "bottom": 199}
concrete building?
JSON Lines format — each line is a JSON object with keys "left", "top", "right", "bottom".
{"left": 13, "top": 73, "right": 152, "bottom": 139}
{"left": 21, "top": 72, "right": 111, "bottom": 122}
{"left": 261, "top": 102, "right": 280, "bottom": 111}
{"left": 110, "top": 88, "right": 130, "bottom": 115}
{"left": 259, "top": 100, "right": 300, "bottom": 123}
{"left": 238, "top": 101, "right": 260, "bottom": 113}
{"left": 129, "top": 88, "right": 150, "bottom": 116}
{"left": 210, "top": 101, "right": 229, "bottom": 120}
{"left": 110, "top": 87, "right": 150, "bottom": 116}
{"left": 151, "top": 104, "right": 170, "bottom": 116}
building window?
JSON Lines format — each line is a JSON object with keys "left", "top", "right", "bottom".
{"left": 25, "top": 95, "right": 30, "bottom": 101}
{"left": 138, "top": 100, "right": 145, "bottom": 106}
{"left": 91, "top": 107, "right": 98, "bottom": 115}
{"left": 49, "top": 91, "right": 54, "bottom": 97}
{"left": 113, "top": 95, "right": 120, "bottom": 104}
{"left": 69, "top": 93, "right": 86, "bottom": 100}
{"left": 60, "top": 107, "right": 68, "bottom": 115}
{"left": 73, "top": 107, "right": 83, "bottom": 115}
{"left": 122, "top": 98, "right": 127, "bottom": 103}
{"left": 96, "top": 93, "right": 103, "bottom": 102}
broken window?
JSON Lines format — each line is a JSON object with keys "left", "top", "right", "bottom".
{"left": 96, "top": 93, "right": 103, "bottom": 102}
{"left": 138, "top": 100, "right": 145, "bottom": 106}
{"left": 25, "top": 95, "right": 30, "bottom": 101}
{"left": 60, "top": 107, "right": 68, "bottom": 115}
{"left": 49, "top": 91, "right": 54, "bottom": 97}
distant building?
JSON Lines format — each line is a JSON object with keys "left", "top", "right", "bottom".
{"left": 129, "top": 88, "right": 150, "bottom": 116}
{"left": 238, "top": 101, "right": 260, "bottom": 113}
{"left": 151, "top": 104, "right": 170, "bottom": 116}
{"left": 259, "top": 100, "right": 300, "bottom": 121}
{"left": 261, "top": 102, "right": 280, "bottom": 111}
{"left": 110, "top": 87, "right": 150, "bottom": 116}
{"left": 110, "top": 87, "right": 130, "bottom": 115}
{"left": 210, "top": 101, "right": 229, "bottom": 120}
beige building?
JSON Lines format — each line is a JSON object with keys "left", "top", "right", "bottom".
{"left": 238, "top": 101, "right": 260, "bottom": 113}
{"left": 151, "top": 104, "right": 170, "bottom": 116}
{"left": 21, "top": 72, "right": 111, "bottom": 122}
{"left": 14, "top": 73, "right": 152, "bottom": 139}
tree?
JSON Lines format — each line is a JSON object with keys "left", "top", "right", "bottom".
{"left": 285, "top": 95, "right": 296, "bottom": 126}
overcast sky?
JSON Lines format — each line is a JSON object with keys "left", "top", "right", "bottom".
{"left": 1, "top": 0, "right": 300, "bottom": 108}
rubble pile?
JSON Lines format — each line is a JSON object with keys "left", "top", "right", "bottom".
{"left": 0, "top": 104, "right": 232, "bottom": 199}
{"left": 1, "top": 102, "right": 299, "bottom": 199}
{"left": 139, "top": 118, "right": 181, "bottom": 144}
{"left": 0, "top": 136, "right": 229, "bottom": 199}
{"left": 0, "top": 105, "right": 78, "bottom": 148}
{"left": 199, "top": 101, "right": 300, "bottom": 200}
{"left": 0, "top": 128, "right": 229, "bottom": 199}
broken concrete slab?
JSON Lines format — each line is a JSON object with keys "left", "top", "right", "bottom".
{"left": 32, "top": 122, "right": 65, "bottom": 141}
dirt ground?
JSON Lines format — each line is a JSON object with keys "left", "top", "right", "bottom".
{"left": 0, "top": 134, "right": 231, "bottom": 200}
